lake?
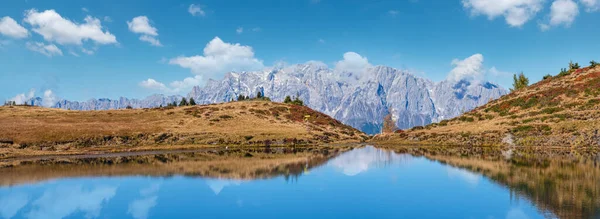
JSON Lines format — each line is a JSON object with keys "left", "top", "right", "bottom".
{"left": 0, "top": 146, "right": 598, "bottom": 219}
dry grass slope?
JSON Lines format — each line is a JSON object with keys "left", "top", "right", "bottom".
{"left": 373, "top": 64, "right": 600, "bottom": 148}
{"left": 0, "top": 101, "right": 367, "bottom": 159}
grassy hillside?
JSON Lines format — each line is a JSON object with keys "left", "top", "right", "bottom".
{"left": 374, "top": 63, "right": 600, "bottom": 148}
{"left": 0, "top": 100, "right": 367, "bottom": 159}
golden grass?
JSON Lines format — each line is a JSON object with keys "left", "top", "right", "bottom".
{"left": 0, "top": 101, "right": 366, "bottom": 159}
{"left": 373, "top": 65, "right": 600, "bottom": 147}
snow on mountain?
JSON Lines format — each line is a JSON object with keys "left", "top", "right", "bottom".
{"left": 18, "top": 63, "right": 507, "bottom": 134}
{"left": 185, "top": 63, "right": 507, "bottom": 134}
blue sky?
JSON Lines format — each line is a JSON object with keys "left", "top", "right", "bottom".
{"left": 1, "top": 0, "right": 599, "bottom": 102}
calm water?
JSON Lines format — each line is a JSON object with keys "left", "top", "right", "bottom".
{"left": 1, "top": 146, "right": 598, "bottom": 219}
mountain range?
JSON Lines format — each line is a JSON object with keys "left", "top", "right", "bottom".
{"left": 21, "top": 63, "right": 507, "bottom": 134}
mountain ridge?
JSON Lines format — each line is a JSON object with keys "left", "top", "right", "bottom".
{"left": 15, "top": 64, "right": 507, "bottom": 134}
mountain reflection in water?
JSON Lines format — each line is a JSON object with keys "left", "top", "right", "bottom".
{"left": 0, "top": 146, "right": 598, "bottom": 219}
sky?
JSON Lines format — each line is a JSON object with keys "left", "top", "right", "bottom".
{"left": 1, "top": 0, "right": 600, "bottom": 103}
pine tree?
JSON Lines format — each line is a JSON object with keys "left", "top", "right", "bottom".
{"left": 238, "top": 94, "right": 245, "bottom": 101}
{"left": 591, "top": 60, "right": 598, "bottom": 68}
{"left": 179, "top": 98, "right": 188, "bottom": 106}
{"left": 284, "top": 96, "right": 292, "bottom": 104}
{"left": 257, "top": 91, "right": 262, "bottom": 99}
{"left": 189, "top": 98, "right": 196, "bottom": 106}
{"left": 172, "top": 101, "right": 177, "bottom": 107}
{"left": 245, "top": 95, "right": 249, "bottom": 100}
{"left": 510, "top": 72, "right": 529, "bottom": 92}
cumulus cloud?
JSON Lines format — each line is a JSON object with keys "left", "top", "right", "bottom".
{"left": 447, "top": 53, "right": 485, "bottom": 82}
{"left": 169, "top": 37, "right": 264, "bottom": 79}
{"left": 581, "top": 0, "right": 600, "bottom": 11}
{"left": 24, "top": 9, "right": 117, "bottom": 45}
{"left": 188, "top": 4, "right": 206, "bottom": 17}
{"left": 139, "top": 35, "right": 162, "bottom": 47}
{"left": 9, "top": 89, "right": 35, "bottom": 105}
{"left": 139, "top": 79, "right": 169, "bottom": 91}
{"left": 127, "top": 16, "right": 157, "bottom": 36}
{"left": 334, "top": 52, "right": 372, "bottom": 74}
{"left": 42, "top": 89, "right": 58, "bottom": 107}
{"left": 26, "top": 41, "right": 63, "bottom": 57}
{"left": 462, "top": 0, "right": 544, "bottom": 27}
{"left": 127, "top": 16, "right": 162, "bottom": 47}
{"left": 549, "top": 0, "right": 579, "bottom": 26}
{"left": 0, "top": 16, "right": 29, "bottom": 39}
{"left": 140, "top": 75, "right": 203, "bottom": 94}
{"left": 236, "top": 27, "right": 243, "bottom": 34}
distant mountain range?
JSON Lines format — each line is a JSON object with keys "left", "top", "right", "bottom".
{"left": 22, "top": 63, "right": 507, "bottom": 134}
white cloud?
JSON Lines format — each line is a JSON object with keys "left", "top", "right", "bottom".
{"left": 169, "top": 37, "right": 264, "bottom": 79}
{"left": 169, "top": 75, "right": 203, "bottom": 92}
{"left": 26, "top": 41, "right": 63, "bottom": 57}
{"left": 447, "top": 53, "right": 485, "bottom": 82}
{"left": 127, "top": 16, "right": 157, "bottom": 36}
{"left": 103, "top": 16, "right": 113, "bottom": 22}
{"left": 0, "top": 16, "right": 29, "bottom": 39}
{"left": 462, "top": 0, "right": 544, "bottom": 27}
{"left": 388, "top": 10, "right": 400, "bottom": 16}
{"left": 140, "top": 75, "right": 203, "bottom": 93}
{"left": 81, "top": 7, "right": 89, "bottom": 12}
{"left": 127, "top": 16, "right": 162, "bottom": 46}
{"left": 251, "top": 27, "right": 261, "bottom": 32}
{"left": 334, "top": 52, "right": 372, "bottom": 74}
{"left": 139, "top": 35, "right": 162, "bottom": 47}
{"left": 188, "top": 4, "right": 206, "bottom": 17}
{"left": 236, "top": 27, "right": 243, "bottom": 34}
{"left": 24, "top": 9, "right": 117, "bottom": 45}
{"left": 42, "top": 89, "right": 58, "bottom": 107}
{"left": 139, "top": 79, "right": 169, "bottom": 91}
{"left": 9, "top": 89, "right": 35, "bottom": 105}
{"left": 549, "top": 0, "right": 579, "bottom": 26}
{"left": 581, "top": 0, "right": 600, "bottom": 11}
{"left": 81, "top": 47, "right": 94, "bottom": 55}
{"left": 318, "top": 38, "right": 326, "bottom": 44}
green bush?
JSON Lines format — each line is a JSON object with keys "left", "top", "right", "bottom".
{"left": 569, "top": 61, "right": 580, "bottom": 70}
{"left": 541, "top": 107, "right": 563, "bottom": 114}
{"left": 543, "top": 74, "right": 552, "bottom": 80}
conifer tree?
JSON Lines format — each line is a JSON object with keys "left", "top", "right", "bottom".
{"left": 189, "top": 98, "right": 196, "bottom": 106}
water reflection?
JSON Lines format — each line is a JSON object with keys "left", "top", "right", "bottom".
{"left": 0, "top": 192, "right": 28, "bottom": 219}
{"left": 329, "top": 146, "right": 412, "bottom": 176}
{"left": 27, "top": 185, "right": 116, "bottom": 219}
{"left": 0, "top": 146, "right": 597, "bottom": 218}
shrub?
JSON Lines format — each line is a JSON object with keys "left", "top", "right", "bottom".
{"left": 126, "top": 105, "right": 133, "bottom": 109}
{"left": 591, "top": 60, "right": 599, "bottom": 68}
{"left": 558, "top": 68, "right": 570, "bottom": 77}
{"left": 543, "top": 74, "right": 552, "bottom": 80}
{"left": 219, "top": 115, "right": 233, "bottom": 119}
{"left": 541, "top": 107, "right": 563, "bottom": 114}
{"left": 569, "top": 61, "right": 580, "bottom": 70}
{"left": 283, "top": 96, "right": 292, "bottom": 104}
